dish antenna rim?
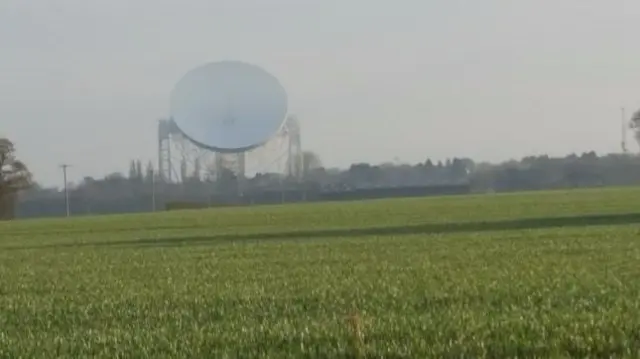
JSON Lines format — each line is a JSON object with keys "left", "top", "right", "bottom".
{"left": 169, "top": 60, "right": 289, "bottom": 152}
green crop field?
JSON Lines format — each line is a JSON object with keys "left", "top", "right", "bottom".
{"left": 2, "top": 187, "right": 640, "bottom": 357}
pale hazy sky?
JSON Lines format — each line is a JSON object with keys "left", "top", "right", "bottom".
{"left": 2, "top": 1, "right": 640, "bottom": 187}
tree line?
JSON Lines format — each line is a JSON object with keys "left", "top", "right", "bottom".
{"left": 3, "top": 136, "right": 640, "bottom": 219}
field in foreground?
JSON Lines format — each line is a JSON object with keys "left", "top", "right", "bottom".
{"left": 2, "top": 187, "right": 640, "bottom": 357}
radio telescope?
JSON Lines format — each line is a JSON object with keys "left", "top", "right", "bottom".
{"left": 157, "top": 61, "right": 303, "bottom": 184}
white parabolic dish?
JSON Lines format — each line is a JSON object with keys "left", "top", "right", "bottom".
{"left": 169, "top": 61, "right": 288, "bottom": 152}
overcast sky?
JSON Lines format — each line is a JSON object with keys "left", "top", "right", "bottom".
{"left": 2, "top": 0, "right": 640, "bottom": 187}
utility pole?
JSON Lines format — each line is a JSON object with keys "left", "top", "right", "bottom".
{"left": 60, "top": 164, "right": 71, "bottom": 217}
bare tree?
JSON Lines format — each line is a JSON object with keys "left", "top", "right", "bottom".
{"left": 302, "top": 151, "right": 323, "bottom": 176}
{"left": 0, "top": 138, "right": 33, "bottom": 219}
